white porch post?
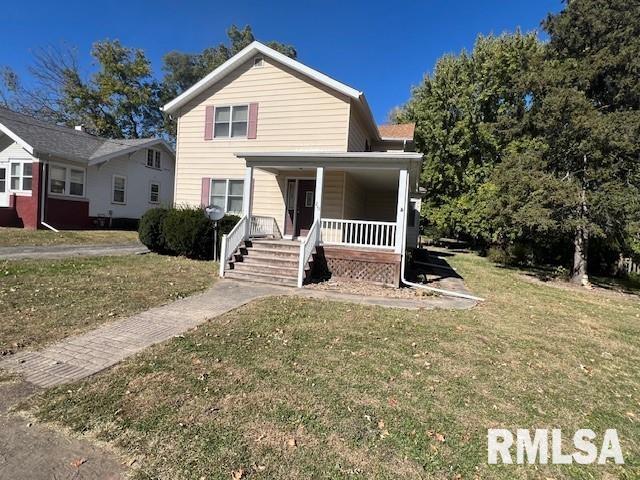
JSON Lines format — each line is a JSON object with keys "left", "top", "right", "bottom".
{"left": 243, "top": 166, "right": 253, "bottom": 239}
{"left": 394, "top": 168, "right": 409, "bottom": 254}
{"left": 314, "top": 166, "right": 324, "bottom": 222}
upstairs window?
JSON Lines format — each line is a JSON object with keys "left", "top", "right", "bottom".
{"left": 214, "top": 105, "right": 248, "bottom": 138}
{"left": 10, "top": 161, "right": 32, "bottom": 192}
{"left": 210, "top": 179, "right": 244, "bottom": 213}
{"left": 147, "top": 149, "right": 161, "bottom": 169}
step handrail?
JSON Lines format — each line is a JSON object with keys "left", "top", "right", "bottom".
{"left": 297, "top": 218, "right": 321, "bottom": 288}
{"left": 219, "top": 215, "right": 248, "bottom": 277}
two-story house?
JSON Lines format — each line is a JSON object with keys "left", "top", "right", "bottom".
{"left": 163, "top": 41, "right": 422, "bottom": 287}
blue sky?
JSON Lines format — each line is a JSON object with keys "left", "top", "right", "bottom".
{"left": 1, "top": 0, "right": 562, "bottom": 123}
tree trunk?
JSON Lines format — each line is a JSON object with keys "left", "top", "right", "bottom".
{"left": 571, "top": 226, "right": 588, "bottom": 285}
{"left": 571, "top": 154, "right": 590, "bottom": 287}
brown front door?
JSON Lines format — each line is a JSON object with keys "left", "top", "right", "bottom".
{"left": 295, "top": 179, "right": 315, "bottom": 237}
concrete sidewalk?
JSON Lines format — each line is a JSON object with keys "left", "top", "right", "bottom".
{"left": 0, "top": 243, "right": 148, "bottom": 260}
{"left": 0, "top": 280, "right": 285, "bottom": 387}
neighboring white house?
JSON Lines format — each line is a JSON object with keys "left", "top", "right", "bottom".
{"left": 0, "top": 107, "right": 174, "bottom": 229}
{"left": 163, "top": 41, "right": 423, "bottom": 287}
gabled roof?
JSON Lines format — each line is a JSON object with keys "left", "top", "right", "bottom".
{"left": 0, "top": 107, "right": 173, "bottom": 164}
{"left": 377, "top": 123, "right": 415, "bottom": 141}
{"left": 162, "top": 41, "right": 381, "bottom": 141}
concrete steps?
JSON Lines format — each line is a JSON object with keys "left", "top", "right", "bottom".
{"left": 226, "top": 239, "right": 313, "bottom": 288}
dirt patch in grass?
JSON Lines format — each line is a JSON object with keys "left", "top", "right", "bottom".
{"left": 0, "top": 254, "right": 215, "bottom": 354}
{"left": 0, "top": 227, "right": 139, "bottom": 247}
{"left": 21, "top": 253, "right": 640, "bottom": 479}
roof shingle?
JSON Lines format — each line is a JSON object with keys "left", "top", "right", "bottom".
{"left": 0, "top": 107, "right": 168, "bottom": 163}
{"left": 377, "top": 123, "right": 415, "bottom": 140}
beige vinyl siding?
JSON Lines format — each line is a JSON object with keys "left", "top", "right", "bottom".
{"left": 364, "top": 190, "right": 397, "bottom": 222}
{"left": 342, "top": 172, "right": 366, "bottom": 219}
{"left": 174, "top": 54, "right": 351, "bottom": 232}
{"left": 347, "top": 103, "right": 372, "bottom": 152}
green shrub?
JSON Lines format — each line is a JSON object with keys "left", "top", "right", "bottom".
{"left": 163, "top": 207, "right": 215, "bottom": 259}
{"left": 138, "top": 208, "right": 169, "bottom": 253}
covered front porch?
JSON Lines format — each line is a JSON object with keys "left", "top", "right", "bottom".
{"left": 220, "top": 151, "right": 423, "bottom": 287}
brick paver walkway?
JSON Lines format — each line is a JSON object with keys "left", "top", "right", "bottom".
{"left": 0, "top": 280, "right": 284, "bottom": 387}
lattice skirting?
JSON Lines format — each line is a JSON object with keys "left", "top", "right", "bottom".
{"left": 320, "top": 247, "right": 401, "bottom": 287}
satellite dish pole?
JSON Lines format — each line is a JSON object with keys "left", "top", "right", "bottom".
{"left": 204, "top": 205, "right": 225, "bottom": 260}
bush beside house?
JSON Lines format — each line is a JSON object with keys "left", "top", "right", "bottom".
{"left": 139, "top": 207, "right": 239, "bottom": 260}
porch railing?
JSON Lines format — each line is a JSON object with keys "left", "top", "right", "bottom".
{"left": 219, "top": 215, "right": 247, "bottom": 277}
{"left": 320, "top": 218, "right": 397, "bottom": 249}
{"left": 298, "top": 219, "right": 321, "bottom": 287}
{"left": 250, "top": 215, "right": 281, "bottom": 239}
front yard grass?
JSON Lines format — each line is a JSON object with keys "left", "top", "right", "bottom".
{"left": 22, "top": 253, "right": 640, "bottom": 479}
{"left": 0, "top": 254, "right": 215, "bottom": 354}
{"left": 0, "top": 227, "right": 139, "bottom": 247}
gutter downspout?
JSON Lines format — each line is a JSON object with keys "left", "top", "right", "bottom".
{"left": 398, "top": 173, "right": 484, "bottom": 302}
{"left": 38, "top": 159, "right": 58, "bottom": 232}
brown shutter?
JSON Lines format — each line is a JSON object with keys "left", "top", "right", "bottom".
{"left": 247, "top": 103, "right": 259, "bottom": 139}
{"left": 201, "top": 177, "right": 211, "bottom": 206}
{"left": 204, "top": 106, "right": 214, "bottom": 140}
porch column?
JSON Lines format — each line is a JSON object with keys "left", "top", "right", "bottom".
{"left": 394, "top": 168, "right": 409, "bottom": 254}
{"left": 243, "top": 166, "right": 253, "bottom": 238}
{"left": 314, "top": 166, "right": 324, "bottom": 223}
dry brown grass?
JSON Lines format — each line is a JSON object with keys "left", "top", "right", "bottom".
{"left": 0, "top": 254, "right": 215, "bottom": 354}
{"left": 0, "top": 227, "right": 139, "bottom": 247}
{"left": 22, "top": 253, "right": 640, "bottom": 479}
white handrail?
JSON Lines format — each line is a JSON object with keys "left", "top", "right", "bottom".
{"left": 250, "top": 215, "right": 281, "bottom": 239}
{"left": 320, "top": 218, "right": 397, "bottom": 249}
{"left": 219, "top": 215, "right": 247, "bottom": 277}
{"left": 298, "top": 219, "right": 321, "bottom": 287}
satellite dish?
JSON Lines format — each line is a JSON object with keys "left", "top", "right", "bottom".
{"left": 205, "top": 205, "right": 225, "bottom": 221}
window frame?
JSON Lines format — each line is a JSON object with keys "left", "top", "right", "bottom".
{"left": 9, "top": 159, "right": 33, "bottom": 193}
{"left": 146, "top": 149, "right": 161, "bottom": 169}
{"left": 209, "top": 178, "right": 244, "bottom": 214}
{"left": 213, "top": 104, "right": 249, "bottom": 139}
{"left": 47, "top": 163, "right": 86, "bottom": 198}
{"left": 112, "top": 174, "right": 127, "bottom": 205}
{"left": 149, "top": 181, "right": 160, "bottom": 204}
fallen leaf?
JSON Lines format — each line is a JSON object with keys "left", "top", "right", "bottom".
{"left": 286, "top": 438, "right": 297, "bottom": 448}
{"left": 231, "top": 468, "right": 245, "bottom": 479}
{"left": 70, "top": 458, "right": 87, "bottom": 469}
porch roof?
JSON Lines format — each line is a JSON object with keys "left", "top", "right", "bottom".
{"left": 235, "top": 151, "right": 422, "bottom": 169}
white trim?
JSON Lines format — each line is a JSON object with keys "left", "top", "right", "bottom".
{"left": 149, "top": 181, "right": 160, "bottom": 204}
{"left": 88, "top": 139, "right": 175, "bottom": 166}
{"left": 8, "top": 159, "right": 34, "bottom": 194}
{"left": 112, "top": 174, "right": 127, "bottom": 205}
{"left": 209, "top": 177, "right": 245, "bottom": 215}
{"left": 162, "top": 41, "right": 362, "bottom": 114}
{"left": 47, "top": 162, "right": 86, "bottom": 198}
{"left": 0, "top": 122, "right": 34, "bottom": 155}
{"left": 213, "top": 104, "right": 249, "bottom": 139}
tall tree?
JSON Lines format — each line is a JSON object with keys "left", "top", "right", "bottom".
{"left": 539, "top": 0, "right": 640, "bottom": 283}
{"left": 64, "top": 40, "right": 163, "bottom": 138}
{"left": 397, "top": 32, "right": 544, "bottom": 240}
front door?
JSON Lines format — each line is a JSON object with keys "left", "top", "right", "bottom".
{"left": 295, "top": 179, "right": 315, "bottom": 237}
{"left": 0, "top": 166, "right": 8, "bottom": 207}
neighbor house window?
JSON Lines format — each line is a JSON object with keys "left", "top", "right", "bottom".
{"left": 210, "top": 179, "right": 244, "bottom": 213}
{"left": 10, "top": 161, "right": 33, "bottom": 191}
{"left": 149, "top": 182, "right": 160, "bottom": 203}
{"left": 147, "top": 149, "right": 161, "bottom": 169}
{"left": 213, "top": 105, "right": 248, "bottom": 138}
{"left": 112, "top": 175, "right": 127, "bottom": 204}
{"left": 48, "top": 164, "right": 85, "bottom": 197}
